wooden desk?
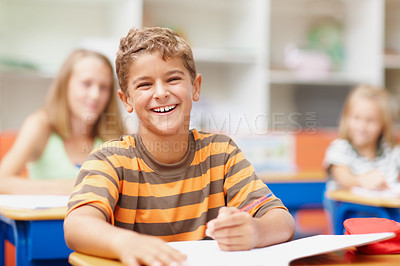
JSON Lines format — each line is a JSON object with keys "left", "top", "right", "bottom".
{"left": 0, "top": 206, "right": 72, "bottom": 266}
{"left": 325, "top": 190, "right": 400, "bottom": 235}
{"left": 290, "top": 249, "right": 400, "bottom": 265}
{"left": 69, "top": 249, "right": 400, "bottom": 266}
{"left": 326, "top": 190, "right": 400, "bottom": 208}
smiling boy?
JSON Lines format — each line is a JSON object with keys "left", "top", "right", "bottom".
{"left": 64, "top": 27, "right": 295, "bottom": 266}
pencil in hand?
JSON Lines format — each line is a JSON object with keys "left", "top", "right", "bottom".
{"left": 239, "top": 192, "right": 273, "bottom": 212}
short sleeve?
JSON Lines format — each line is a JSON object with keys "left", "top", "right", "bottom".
{"left": 323, "top": 138, "right": 354, "bottom": 171}
{"left": 66, "top": 146, "right": 121, "bottom": 224}
{"left": 222, "top": 137, "right": 287, "bottom": 218}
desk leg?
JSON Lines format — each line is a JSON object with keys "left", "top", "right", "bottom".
{"left": 12, "top": 221, "right": 31, "bottom": 266}
{"left": 0, "top": 221, "right": 5, "bottom": 266}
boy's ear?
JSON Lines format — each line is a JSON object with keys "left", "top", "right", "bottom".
{"left": 118, "top": 89, "right": 134, "bottom": 113}
{"left": 192, "top": 74, "right": 202, "bottom": 102}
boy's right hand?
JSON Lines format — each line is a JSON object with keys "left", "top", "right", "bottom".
{"left": 116, "top": 232, "right": 187, "bottom": 266}
{"left": 357, "top": 170, "right": 388, "bottom": 190}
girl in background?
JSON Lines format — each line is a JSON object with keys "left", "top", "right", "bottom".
{"left": 0, "top": 49, "right": 123, "bottom": 194}
{"left": 324, "top": 85, "right": 400, "bottom": 191}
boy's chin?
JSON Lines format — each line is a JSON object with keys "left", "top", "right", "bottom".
{"left": 144, "top": 124, "right": 188, "bottom": 136}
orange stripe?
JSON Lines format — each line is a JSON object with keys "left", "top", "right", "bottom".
{"left": 190, "top": 142, "right": 237, "bottom": 168}
{"left": 116, "top": 192, "right": 224, "bottom": 224}
{"left": 226, "top": 143, "right": 237, "bottom": 154}
{"left": 192, "top": 130, "right": 213, "bottom": 141}
{"left": 196, "top": 142, "right": 237, "bottom": 160}
{"left": 67, "top": 193, "right": 114, "bottom": 224}
{"left": 227, "top": 179, "right": 268, "bottom": 208}
{"left": 224, "top": 152, "right": 246, "bottom": 175}
{"left": 106, "top": 155, "right": 154, "bottom": 173}
{"left": 114, "top": 205, "right": 137, "bottom": 222}
{"left": 94, "top": 137, "right": 133, "bottom": 152}
{"left": 82, "top": 160, "right": 119, "bottom": 181}
{"left": 121, "top": 165, "right": 224, "bottom": 197}
{"left": 224, "top": 165, "right": 254, "bottom": 191}
{"left": 79, "top": 174, "right": 119, "bottom": 198}
{"left": 161, "top": 225, "right": 207, "bottom": 242}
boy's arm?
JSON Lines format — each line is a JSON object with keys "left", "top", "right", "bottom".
{"left": 206, "top": 207, "right": 295, "bottom": 251}
{"left": 64, "top": 205, "right": 187, "bottom": 266}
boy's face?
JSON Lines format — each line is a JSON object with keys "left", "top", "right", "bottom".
{"left": 118, "top": 52, "right": 201, "bottom": 137}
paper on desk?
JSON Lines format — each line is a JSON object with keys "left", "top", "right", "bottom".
{"left": 351, "top": 184, "right": 400, "bottom": 198}
{"left": 0, "top": 195, "right": 69, "bottom": 209}
{"left": 168, "top": 232, "right": 395, "bottom": 266}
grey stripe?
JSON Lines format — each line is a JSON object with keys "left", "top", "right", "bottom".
{"left": 88, "top": 145, "right": 135, "bottom": 161}
{"left": 195, "top": 132, "right": 235, "bottom": 148}
{"left": 67, "top": 200, "right": 111, "bottom": 222}
{"left": 225, "top": 172, "right": 255, "bottom": 203}
{"left": 224, "top": 157, "right": 252, "bottom": 181}
{"left": 113, "top": 152, "right": 227, "bottom": 185}
{"left": 78, "top": 169, "right": 120, "bottom": 187}
{"left": 70, "top": 184, "right": 117, "bottom": 211}
{"left": 115, "top": 207, "right": 220, "bottom": 236}
{"left": 118, "top": 179, "right": 224, "bottom": 210}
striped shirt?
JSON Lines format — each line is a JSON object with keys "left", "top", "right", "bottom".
{"left": 67, "top": 129, "right": 287, "bottom": 242}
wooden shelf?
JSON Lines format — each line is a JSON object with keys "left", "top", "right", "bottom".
{"left": 269, "top": 70, "right": 359, "bottom": 86}
{"left": 193, "top": 48, "right": 256, "bottom": 64}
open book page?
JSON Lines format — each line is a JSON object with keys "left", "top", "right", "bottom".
{"left": 168, "top": 233, "right": 395, "bottom": 266}
{"left": 0, "top": 195, "right": 69, "bottom": 210}
{"left": 351, "top": 184, "right": 400, "bottom": 198}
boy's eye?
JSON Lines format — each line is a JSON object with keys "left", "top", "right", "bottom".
{"left": 168, "top": 77, "right": 181, "bottom": 82}
{"left": 137, "top": 83, "right": 151, "bottom": 89}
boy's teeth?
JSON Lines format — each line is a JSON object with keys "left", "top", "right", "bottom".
{"left": 153, "top": 105, "right": 176, "bottom": 113}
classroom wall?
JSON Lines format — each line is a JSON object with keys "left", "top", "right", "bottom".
{"left": 0, "top": 72, "right": 51, "bottom": 131}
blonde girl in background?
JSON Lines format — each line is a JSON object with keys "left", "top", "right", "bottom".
{"left": 0, "top": 49, "right": 123, "bottom": 194}
{"left": 324, "top": 85, "right": 400, "bottom": 191}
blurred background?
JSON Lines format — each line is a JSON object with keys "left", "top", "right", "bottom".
{"left": 1, "top": 0, "right": 400, "bottom": 175}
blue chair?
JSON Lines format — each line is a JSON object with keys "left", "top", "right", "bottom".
{"left": 324, "top": 190, "right": 400, "bottom": 235}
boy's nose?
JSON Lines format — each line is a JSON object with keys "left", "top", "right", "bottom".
{"left": 153, "top": 82, "right": 169, "bottom": 99}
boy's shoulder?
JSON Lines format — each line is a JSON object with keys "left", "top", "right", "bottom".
{"left": 192, "top": 129, "right": 235, "bottom": 145}
{"left": 92, "top": 134, "right": 136, "bottom": 155}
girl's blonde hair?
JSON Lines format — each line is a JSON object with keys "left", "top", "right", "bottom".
{"left": 338, "top": 84, "right": 396, "bottom": 147}
{"left": 44, "top": 49, "right": 123, "bottom": 141}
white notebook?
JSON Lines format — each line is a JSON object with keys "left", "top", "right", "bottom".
{"left": 168, "top": 232, "right": 395, "bottom": 266}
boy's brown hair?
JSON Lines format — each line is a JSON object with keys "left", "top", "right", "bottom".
{"left": 338, "top": 84, "right": 397, "bottom": 147}
{"left": 115, "top": 27, "right": 196, "bottom": 94}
